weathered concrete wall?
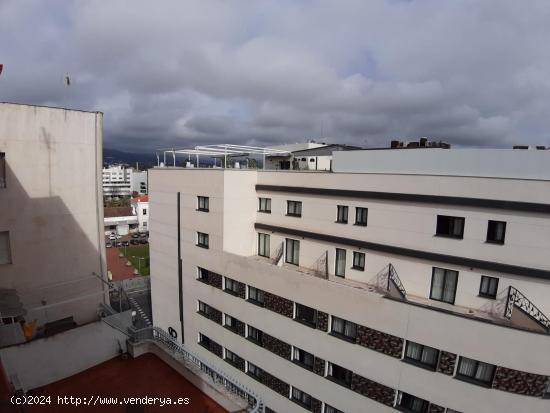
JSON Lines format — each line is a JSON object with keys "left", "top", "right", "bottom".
{"left": 0, "top": 103, "right": 106, "bottom": 327}
{"left": 0, "top": 320, "right": 128, "bottom": 390}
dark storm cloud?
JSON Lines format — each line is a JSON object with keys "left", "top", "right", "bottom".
{"left": 1, "top": 0, "right": 550, "bottom": 152}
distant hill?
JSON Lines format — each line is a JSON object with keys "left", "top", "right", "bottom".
{"left": 103, "top": 148, "right": 156, "bottom": 168}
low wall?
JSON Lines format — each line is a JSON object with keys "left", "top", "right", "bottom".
{"left": 0, "top": 319, "right": 128, "bottom": 391}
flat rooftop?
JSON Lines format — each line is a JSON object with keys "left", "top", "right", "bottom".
{"left": 25, "top": 353, "right": 227, "bottom": 413}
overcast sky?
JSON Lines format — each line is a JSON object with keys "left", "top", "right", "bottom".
{"left": 1, "top": 0, "right": 550, "bottom": 152}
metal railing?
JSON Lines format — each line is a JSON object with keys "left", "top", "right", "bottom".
{"left": 385, "top": 263, "right": 407, "bottom": 299}
{"left": 130, "top": 326, "right": 263, "bottom": 412}
{"left": 272, "top": 242, "right": 284, "bottom": 266}
{"left": 504, "top": 286, "right": 550, "bottom": 332}
{"left": 310, "top": 250, "right": 329, "bottom": 279}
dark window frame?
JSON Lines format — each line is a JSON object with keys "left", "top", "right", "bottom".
{"left": 247, "top": 362, "right": 264, "bottom": 380}
{"left": 258, "top": 197, "right": 271, "bottom": 213}
{"left": 258, "top": 233, "right": 270, "bottom": 258}
{"left": 335, "top": 248, "right": 346, "bottom": 277}
{"left": 291, "top": 387, "right": 312, "bottom": 410}
{"left": 352, "top": 251, "right": 365, "bottom": 271}
{"left": 435, "top": 215, "right": 465, "bottom": 239}
{"left": 224, "top": 348, "right": 243, "bottom": 368}
{"left": 396, "top": 391, "right": 430, "bottom": 413}
{"left": 0, "top": 152, "right": 5, "bottom": 189}
{"left": 330, "top": 316, "right": 357, "bottom": 342}
{"left": 326, "top": 362, "right": 353, "bottom": 388}
{"left": 429, "top": 267, "right": 459, "bottom": 305}
{"left": 247, "top": 286, "right": 265, "bottom": 307}
{"left": 197, "top": 196, "right": 209, "bottom": 212}
{"left": 336, "top": 205, "right": 348, "bottom": 224}
{"left": 479, "top": 275, "right": 499, "bottom": 299}
{"left": 486, "top": 220, "right": 506, "bottom": 244}
{"left": 196, "top": 232, "right": 209, "bottom": 249}
{"left": 224, "top": 314, "right": 238, "bottom": 332}
{"left": 455, "top": 356, "right": 496, "bottom": 387}
{"left": 403, "top": 341, "right": 440, "bottom": 371}
{"left": 294, "top": 303, "right": 317, "bottom": 328}
{"left": 292, "top": 346, "right": 314, "bottom": 371}
{"left": 224, "top": 277, "right": 241, "bottom": 296}
{"left": 286, "top": 200, "right": 302, "bottom": 217}
{"left": 285, "top": 238, "right": 300, "bottom": 265}
{"left": 354, "top": 207, "right": 368, "bottom": 226}
{"left": 197, "top": 301, "right": 212, "bottom": 317}
{"left": 247, "top": 325, "right": 263, "bottom": 345}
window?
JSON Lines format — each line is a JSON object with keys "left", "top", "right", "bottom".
{"left": 197, "top": 196, "right": 209, "bottom": 212}
{"left": 327, "top": 363, "right": 352, "bottom": 387}
{"left": 336, "top": 205, "right": 348, "bottom": 223}
{"left": 0, "top": 152, "right": 6, "bottom": 188}
{"left": 292, "top": 347, "right": 314, "bottom": 370}
{"left": 396, "top": 392, "right": 429, "bottom": 413}
{"left": 224, "top": 277, "right": 241, "bottom": 296}
{"left": 285, "top": 238, "right": 300, "bottom": 265}
{"left": 352, "top": 251, "right": 365, "bottom": 271}
{"left": 0, "top": 231, "right": 11, "bottom": 265}
{"left": 198, "top": 333, "right": 211, "bottom": 348}
{"left": 142, "top": 208, "right": 147, "bottom": 215}
{"left": 456, "top": 356, "right": 496, "bottom": 387}
{"left": 197, "top": 232, "right": 209, "bottom": 248}
{"left": 436, "top": 215, "right": 465, "bottom": 239}
{"left": 295, "top": 303, "right": 317, "bottom": 327}
{"left": 198, "top": 301, "right": 211, "bottom": 316}
{"left": 247, "top": 286, "right": 265, "bottom": 306}
{"left": 258, "top": 233, "right": 270, "bottom": 258}
{"left": 197, "top": 267, "right": 209, "bottom": 282}
{"left": 247, "top": 362, "right": 263, "bottom": 380}
{"left": 430, "top": 267, "right": 458, "bottom": 304}
{"left": 224, "top": 349, "right": 243, "bottom": 368}
{"left": 479, "top": 276, "right": 499, "bottom": 299}
{"left": 355, "top": 207, "right": 368, "bottom": 226}
{"left": 403, "top": 341, "right": 439, "bottom": 370}
{"left": 486, "top": 220, "right": 506, "bottom": 244}
{"left": 247, "top": 325, "right": 263, "bottom": 344}
{"left": 258, "top": 197, "right": 271, "bottom": 213}
{"left": 335, "top": 248, "right": 346, "bottom": 277}
{"left": 291, "top": 388, "right": 312, "bottom": 409}
{"left": 331, "top": 316, "right": 357, "bottom": 341}
{"left": 287, "top": 200, "right": 302, "bottom": 217}
{"left": 324, "top": 405, "right": 344, "bottom": 413}
{"left": 224, "top": 314, "right": 237, "bottom": 331}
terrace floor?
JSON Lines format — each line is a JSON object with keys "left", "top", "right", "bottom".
{"left": 26, "top": 353, "right": 228, "bottom": 413}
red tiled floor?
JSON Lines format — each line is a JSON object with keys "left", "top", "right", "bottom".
{"left": 27, "top": 353, "right": 228, "bottom": 413}
{"left": 106, "top": 243, "right": 138, "bottom": 281}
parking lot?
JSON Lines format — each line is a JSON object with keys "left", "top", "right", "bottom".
{"left": 105, "top": 232, "right": 150, "bottom": 280}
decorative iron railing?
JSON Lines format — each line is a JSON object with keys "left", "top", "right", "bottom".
{"left": 310, "top": 250, "right": 329, "bottom": 279}
{"left": 272, "top": 242, "right": 284, "bottom": 266}
{"left": 504, "top": 286, "right": 550, "bottom": 332}
{"left": 130, "top": 326, "right": 263, "bottom": 412}
{"left": 387, "top": 263, "right": 407, "bottom": 299}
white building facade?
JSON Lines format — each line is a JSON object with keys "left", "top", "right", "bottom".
{"left": 131, "top": 195, "right": 149, "bottom": 232}
{"left": 149, "top": 149, "right": 550, "bottom": 413}
{"left": 0, "top": 103, "right": 107, "bottom": 341}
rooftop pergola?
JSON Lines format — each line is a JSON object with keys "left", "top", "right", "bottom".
{"left": 156, "top": 144, "right": 291, "bottom": 169}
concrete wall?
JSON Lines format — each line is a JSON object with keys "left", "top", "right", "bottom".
{"left": 0, "top": 320, "right": 128, "bottom": 390}
{"left": 333, "top": 148, "right": 550, "bottom": 179}
{"left": 0, "top": 103, "right": 106, "bottom": 326}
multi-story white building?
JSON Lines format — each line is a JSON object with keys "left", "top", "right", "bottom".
{"left": 131, "top": 195, "right": 149, "bottom": 232}
{"left": 131, "top": 170, "right": 148, "bottom": 195}
{"left": 102, "top": 166, "right": 148, "bottom": 199}
{"left": 0, "top": 103, "right": 107, "bottom": 344}
{"left": 149, "top": 147, "right": 550, "bottom": 413}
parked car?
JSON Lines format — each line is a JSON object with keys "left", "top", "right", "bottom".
{"left": 139, "top": 238, "right": 148, "bottom": 244}
{"left": 114, "top": 241, "right": 122, "bottom": 247}
{"left": 108, "top": 233, "right": 116, "bottom": 240}
{"left": 130, "top": 239, "right": 140, "bottom": 245}
{"left": 105, "top": 242, "right": 112, "bottom": 248}
{"left": 131, "top": 233, "right": 139, "bottom": 238}
{"left": 138, "top": 232, "right": 147, "bottom": 238}
{"left": 122, "top": 240, "right": 130, "bottom": 247}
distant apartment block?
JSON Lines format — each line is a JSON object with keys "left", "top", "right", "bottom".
{"left": 0, "top": 103, "right": 106, "bottom": 345}
{"left": 149, "top": 146, "right": 550, "bottom": 413}
{"left": 102, "top": 165, "right": 147, "bottom": 199}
